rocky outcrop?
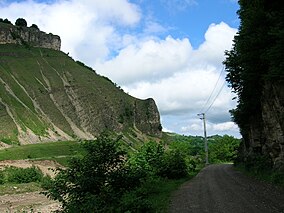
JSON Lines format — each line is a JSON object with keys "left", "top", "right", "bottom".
{"left": 239, "top": 81, "right": 284, "bottom": 171}
{"left": 0, "top": 23, "right": 60, "bottom": 50}
{"left": 134, "top": 98, "right": 162, "bottom": 137}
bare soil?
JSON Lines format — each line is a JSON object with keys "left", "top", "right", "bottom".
{"left": 0, "top": 160, "right": 62, "bottom": 212}
{"left": 169, "top": 164, "right": 284, "bottom": 213}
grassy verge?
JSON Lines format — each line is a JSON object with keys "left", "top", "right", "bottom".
{"left": 235, "top": 164, "right": 284, "bottom": 187}
{"left": 149, "top": 171, "right": 199, "bottom": 212}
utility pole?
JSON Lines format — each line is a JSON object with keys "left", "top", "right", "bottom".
{"left": 198, "top": 113, "right": 209, "bottom": 165}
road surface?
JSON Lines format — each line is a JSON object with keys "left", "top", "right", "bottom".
{"left": 169, "top": 164, "right": 284, "bottom": 213}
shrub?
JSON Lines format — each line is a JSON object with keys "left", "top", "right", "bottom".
{"left": 6, "top": 166, "right": 43, "bottom": 184}
{"left": 30, "top": 24, "right": 39, "bottom": 30}
{"left": 44, "top": 133, "right": 130, "bottom": 212}
{"left": 0, "top": 171, "right": 4, "bottom": 184}
{"left": 159, "top": 150, "right": 188, "bottom": 179}
{"left": 15, "top": 18, "right": 27, "bottom": 27}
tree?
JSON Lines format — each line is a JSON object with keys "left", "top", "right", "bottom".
{"left": 15, "top": 18, "right": 27, "bottom": 27}
{"left": 30, "top": 24, "right": 39, "bottom": 30}
{"left": 223, "top": 1, "right": 284, "bottom": 136}
{"left": 44, "top": 133, "right": 129, "bottom": 212}
{"left": 0, "top": 18, "right": 12, "bottom": 25}
{"left": 208, "top": 135, "right": 240, "bottom": 163}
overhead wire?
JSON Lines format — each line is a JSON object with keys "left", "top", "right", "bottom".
{"left": 204, "top": 80, "right": 226, "bottom": 113}
{"left": 200, "top": 66, "right": 225, "bottom": 113}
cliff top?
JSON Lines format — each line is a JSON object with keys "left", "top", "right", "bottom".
{"left": 0, "top": 18, "right": 61, "bottom": 50}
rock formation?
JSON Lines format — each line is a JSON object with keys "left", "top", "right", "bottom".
{"left": 238, "top": 81, "right": 284, "bottom": 171}
{"left": 0, "top": 22, "right": 60, "bottom": 50}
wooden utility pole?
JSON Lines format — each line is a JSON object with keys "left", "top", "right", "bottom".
{"left": 198, "top": 113, "right": 209, "bottom": 165}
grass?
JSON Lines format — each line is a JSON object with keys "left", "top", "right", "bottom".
{"left": 0, "top": 141, "right": 83, "bottom": 165}
{"left": 149, "top": 176, "right": 194, "bottom": 212}
{"left": 235, "top": 164, "right": 284, "bottom": 187}
{"left": 0, "top": 182, "right": 42, "bottom": 195}
{"left": 141, "top": 169, "right": 200, "bottom": 212}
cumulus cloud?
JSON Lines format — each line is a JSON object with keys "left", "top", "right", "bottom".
{"left": 95, "top": 21, "right": 238, "bottom": 136}
{"left": 0, "top": 1, "right": 240, "bottom": 137}
{"left": 0, "top": 0, "right": 141, "bottom": 61}
{"left": 97, "top": 36, "right": 192, "bottom": 85}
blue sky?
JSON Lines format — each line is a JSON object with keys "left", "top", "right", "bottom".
{"left": 0, "top": 0, "right": 241, "bottom": 137}
{"left": 130, "top": 0, "right": 239, "bottom": 48}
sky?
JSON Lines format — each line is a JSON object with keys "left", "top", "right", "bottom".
{"left": 0, "top": 0, "right": 241, "bottom": 138}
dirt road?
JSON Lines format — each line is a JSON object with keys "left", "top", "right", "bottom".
{"left": 169, "top": 164, "right": 284, "bottom": 213}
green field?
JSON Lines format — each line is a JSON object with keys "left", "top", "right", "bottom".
{"left": 0, "top": 141, "right": 83, "bottom": 165}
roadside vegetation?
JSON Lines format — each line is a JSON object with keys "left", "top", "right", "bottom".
{"left": 0, "top": 133, "right": 241, "bottom": 212}
{"left": 234, "top": 154, "right": 284, "bottom": 187}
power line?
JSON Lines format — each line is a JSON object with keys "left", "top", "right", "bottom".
{"left": 205, "top": 80, "right": 226, "bottom": 113}
{"left": 200, "top": 66, "right": 225, "bottom": 113}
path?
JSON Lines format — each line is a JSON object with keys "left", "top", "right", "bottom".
{"left": 169, "top": 164, "right": 284, "bottom": 213}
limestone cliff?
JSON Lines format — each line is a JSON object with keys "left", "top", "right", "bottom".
{"left": 238, "top": 81, "right": 284, "bottom": 171}
{"left": 0, "top": 22, "right": 60, "bottom": 50}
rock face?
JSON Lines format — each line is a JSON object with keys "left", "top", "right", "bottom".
{"left": 0, "top": 23, "right": 60, "bottom": 50}
{"left": 240, "top": 81, "right": 284, "bottom": 171}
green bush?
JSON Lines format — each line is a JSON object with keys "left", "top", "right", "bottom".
{"left": 0, "top": 171, "right": 4, "bottom": 184}
{"left": 159, "top": 150, "right": 188, "bottom": 179}
{"left": 43, "top": 133, "right": 131, "bottom": 212}
{"left": 6, "top": 166, "right": 43, "bottom": 184}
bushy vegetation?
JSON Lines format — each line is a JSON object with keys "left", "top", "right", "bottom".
{"left": 235, "top": 152, "right": 284, "bottom": 187}
{"left": 208, "top": 135, "right": 240, "bottom": 163}
{"left": 43, "top": 133, "right": 200, "bottom": 212}
{"left": 167, "top": 134, "right": 240, "bottom": 164}
{"left": 0, "top": 166, "right": 44, "bottom": 184}
{"left": 15, "top": 18, "right": 27, "bottom": 27}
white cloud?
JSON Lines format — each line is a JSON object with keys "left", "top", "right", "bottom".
{"left": 97, "top": 36, "right": 192, "bottom": 85}
{"left": 97, "top": 22, "right": 237, "bottom": 122}
{"left": 0, "top": 0, "right": 141, "bottom": 61}
{"left": 0, "top": 1, "right": 240, "bottom": 137}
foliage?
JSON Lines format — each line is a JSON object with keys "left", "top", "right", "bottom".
{"left": 235, "top": 160, "right": 284, "bottom": 187}
{"left": 44, "top": 134, "right": 130, "bottom": 212}
{"left": 1, "top": 166, "right": 43, "bottom": 184}
{"left": 208, "top": 135, "right": 240, "bottom": 163}
{"left": 15, "top": 18, "right": 27, "bottom": 27}
{"left": 30, "top": 23, "right": 39, "bottom": 30}
{"left": 44, "top": 134, "right": 197, "bottom": 212}
{"left": 0, "top": 18, "right": 12, "bottom": 24}
{"left": 223, "top": 1, "right": 284, "bottom": 134}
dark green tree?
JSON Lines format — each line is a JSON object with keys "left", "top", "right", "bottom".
{"left": 30, "top": 23, "right": 39, "bottom": 30}
{"left": 15, "top": 18, "right": 27, "bottom": 27}
{"left": 223, "top": 0, "right": 284, "bottom": 137}
{"left": 0, "top": 18, "right": 12, "bottom": 24}
{"left": 44, "top": 134, "right": 129, "bottom": 212}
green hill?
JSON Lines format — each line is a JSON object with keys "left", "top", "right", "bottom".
{"left": 0, "top": 32, "right": 161, "bottom": 144}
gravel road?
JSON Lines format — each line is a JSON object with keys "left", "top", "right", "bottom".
{"left": 169, "top": 164, "right": 284, "bottom": 213}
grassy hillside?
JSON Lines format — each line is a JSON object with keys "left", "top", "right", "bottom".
{"left": 0, "top": 44, "right": 161, "bottom": 144}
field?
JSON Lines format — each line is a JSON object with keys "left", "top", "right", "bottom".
{"left": 0, "top": 141, "right": 83, "bottom": 166}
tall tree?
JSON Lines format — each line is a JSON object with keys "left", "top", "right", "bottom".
{"left": 15, "top": 18, "right": 27, "bottom": 27}
{"left": 224, "top": 0, "right": 283, "bottom": 137}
